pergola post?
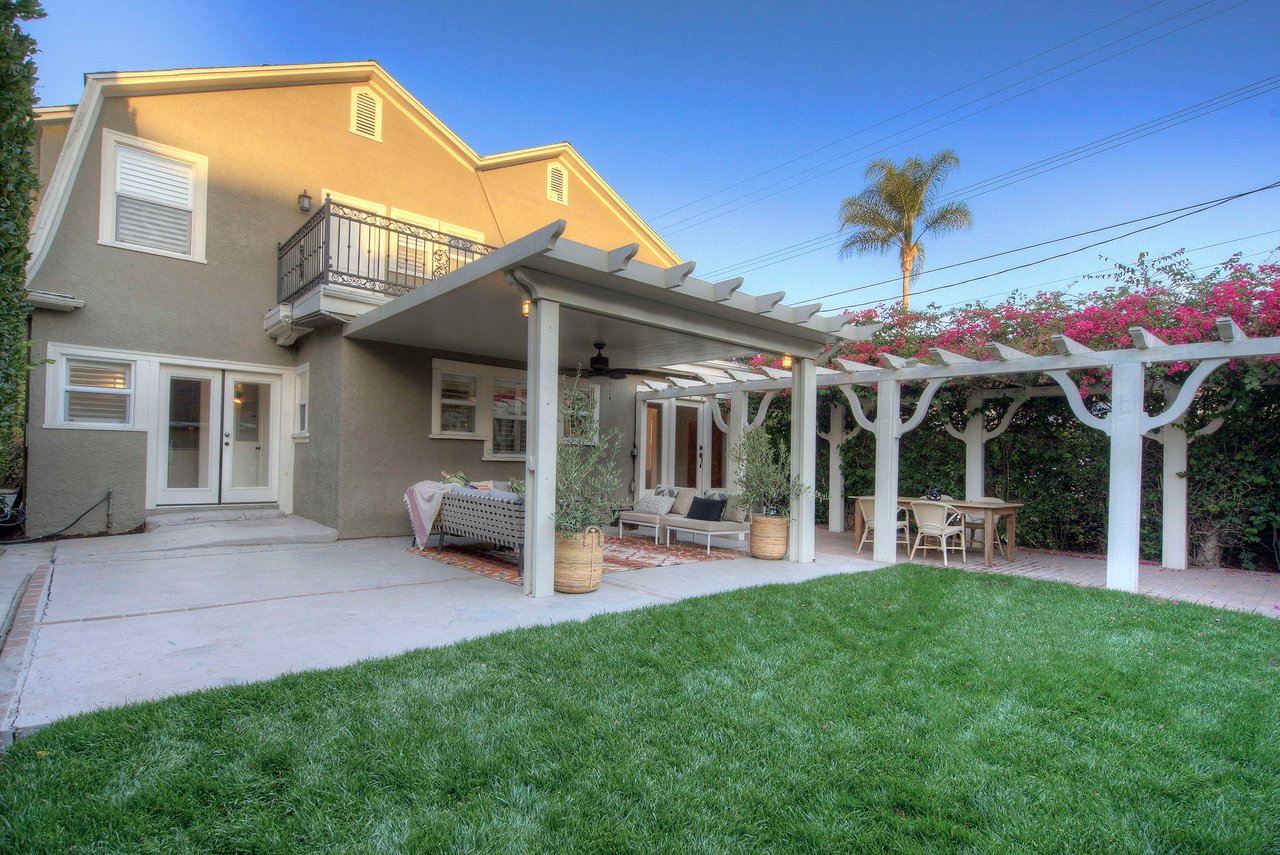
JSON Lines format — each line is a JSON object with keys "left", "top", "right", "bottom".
{"left": 789, "top": 356, "right": 817, "bottom": 562}
{"left": 818, "top": 402, "right": 849, "bottom": 532}
{"left": 724, "top": 390, "right": 747, "bottom": 493}
{"left": 523, "top": 298, "right": 560, "bottom": 597}
{"left": 872, "top": 379, "right": 902, "bottom": 564}
{"left": 1105, "top": 360, "right": 1146, "bottom": 591}
{"left": 961, "top": 397, "right": 985, "bottom": 500}
{"left": 1159, "top": 424, "right": 1189, "bottom": 571}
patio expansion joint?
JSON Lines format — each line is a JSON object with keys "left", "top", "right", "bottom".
{"left": 40, "top": 573, "right": 478, "bottom": 626}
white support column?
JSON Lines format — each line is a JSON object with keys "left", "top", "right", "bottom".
{"left": 872, "top": 379, "right": 902, "bottom": 564}
{"left": 818, "top": 403, "right": 849, "bottom": 532}
{"left": 724, "top": 390, "right": 747, "bottom": 493}
{"left": 789, "top": 356, "right": 817, "bottom": 563}
{"left": 633, "top": 396, "right": 646, "bottom": 500}
{"left": 1105, "top": 361, "right": 1145, "bottom": 591}
{"left": 961, "top": 401, "right": 985, "bottom": 500}
{"left": 660, "top": 400, "right": 676, "bottom": 488}
{"left": 523, "top": 298, "right": 560, "bottom": 598}
{"left": 1159, "top": 424, "right": 1189, "bottom": 571}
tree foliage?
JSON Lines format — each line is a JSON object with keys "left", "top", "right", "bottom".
{"left": 838, "top": 149, "right": 973, "bottom": 310}
{"left": 0, "top": 1, "right": 43, "bottom": 486}
{"left": 552, "top": 378, "right": 622, "bottom": 534}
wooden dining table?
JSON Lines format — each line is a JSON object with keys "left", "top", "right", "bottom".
{"left": 850, "top": 496, "right": 1024, "bottom": 567}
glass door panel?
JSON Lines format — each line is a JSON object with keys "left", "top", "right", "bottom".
{"left": 157, "top": 367, "right": 221, "bottom": 505}
{"left": 674, "top": 404, "right": 699, "bottom": 489}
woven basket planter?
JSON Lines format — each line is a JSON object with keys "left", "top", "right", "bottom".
{"left": 749, "top": 514, "right": 789, "bottom": 560}
{"left": 554, "top": 527, "right": 604, "bottom": 593}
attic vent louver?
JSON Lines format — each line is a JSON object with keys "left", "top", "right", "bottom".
{"left": 350, "top": 87, "right": 382, "bottom": 141}
{"left": 547, "top": 164, "right": 568, "bottom": 205}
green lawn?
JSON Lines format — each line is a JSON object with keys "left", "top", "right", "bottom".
{"left": 2, "top": 566, "right": 1278, "bottom": 853}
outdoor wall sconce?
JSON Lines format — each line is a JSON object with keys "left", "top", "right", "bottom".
{"left": 781, "top": 353, "right": 793, "bottom": 369}
{"left": 298, "top": 190, "right": 312, "bottom": 213}
{"left": 521, "top": 299, "right": 531, "bottom": 318}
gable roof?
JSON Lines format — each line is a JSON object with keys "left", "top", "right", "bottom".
{"left": 27, "top": 60, "right": 681, "bottom": 282}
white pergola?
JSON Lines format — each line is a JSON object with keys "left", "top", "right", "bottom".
{"left": 345, "top": 220, "right": 881, "bottom": 596}
{"left": 639, "top": 318, "right": 1280, "bottom": 590}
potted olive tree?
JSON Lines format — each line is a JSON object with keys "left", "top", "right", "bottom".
{"left": 728, "top": 426, "right": 810, "bottom": 560}
{"left": 551, "top": 378, "right": 622, "bottom": 593}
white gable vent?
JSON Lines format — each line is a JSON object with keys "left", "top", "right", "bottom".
{"left": 547, "top": 163, "right": 568, "bottom": 205}
{"left": 350, "top": 87, "right": 382, "bottom": 141}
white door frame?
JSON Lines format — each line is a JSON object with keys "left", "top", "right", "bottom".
{"left": 155, "top": 365, "right": 223, "bottom": 506}
{"left": 220, "top": 371, "right": 282, "bottom": 504}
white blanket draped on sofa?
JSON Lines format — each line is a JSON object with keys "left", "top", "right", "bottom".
{"left": 404, "top": 480, "right": 455, "bottom": 549}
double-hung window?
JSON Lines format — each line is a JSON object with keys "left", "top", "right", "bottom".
{"left": 99, "top": 130, "right": 208, "bottom": 262}
{"left": 63, "top": 358, "right": 133, "bottom": 425}
{"left": 438, "top": 372, "right": 479, "bottom": 434}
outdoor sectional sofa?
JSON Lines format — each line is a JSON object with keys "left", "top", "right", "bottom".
{"left": 430, "top": 487, "right": 526, "bottom": 566}
{"left": 618, "top": 487, "right": 750, "bottom": 553}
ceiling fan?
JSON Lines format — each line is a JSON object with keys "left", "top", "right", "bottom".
{"left": 584, "top": 341, "right": 706, "bottom": 384}
{"left": 588, "top": 341, "right": 634, "bottom": 383}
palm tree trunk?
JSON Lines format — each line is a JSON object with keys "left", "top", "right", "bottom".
{"left": 901, "top": 257, "right": 913, "bottom": 311}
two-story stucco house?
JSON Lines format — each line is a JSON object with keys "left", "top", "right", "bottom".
{"left": 24, "top": 61, "right": 684, "bottom": 538}
{"left": 24, "top": 60, "right": 863, "bottom": 597}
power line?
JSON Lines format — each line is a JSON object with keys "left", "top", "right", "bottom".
{"left": 702, "top": 70, "right": 1280, "bottom": 279}
{"left": 659, "top": 0, "right": 1247, "bottom": 235}
{"left": 822, "top": 179, "right": 1280, "bottom": 312}
{"left": 806, "top": 179, "right": 1280, "bottom": 303}
{"left": 930, "top": 229, "right": 1280, "bottom": 309}
{"left": 647, "top": 0, "right": 1177, "bottom": 222}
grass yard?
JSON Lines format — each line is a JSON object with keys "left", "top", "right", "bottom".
{"left": 2, "top": 565, "right": 1278, "bottom": 853}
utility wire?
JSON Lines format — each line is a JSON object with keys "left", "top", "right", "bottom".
{"left": 806, "top": 180, "right": 1280, "bottom": 302}
{"left": 660, "top": 0, "right": 1246, "bottom": 235}
{"left": 822, "top": 179, "right": 1280, "bottom": 311}
{"left": 930, "top": 229, "right": 1280, "bottom": 309}
{"left": 648, "top": 0, "right": 1177, "bottom": 221}
{"left": 703, "top": 71, "right": 1280, "bottom": 278}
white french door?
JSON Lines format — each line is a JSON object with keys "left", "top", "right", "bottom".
{"left": 157, "top": 367, "right": 280, "bottom": 505}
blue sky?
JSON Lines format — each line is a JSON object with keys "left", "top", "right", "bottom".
{"left": 28, "top": 0, "right": 1280, "bottom": 310}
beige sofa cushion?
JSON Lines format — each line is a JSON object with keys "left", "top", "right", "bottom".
{"left": 670, "top": 488, "right": 697, "bottom": 516}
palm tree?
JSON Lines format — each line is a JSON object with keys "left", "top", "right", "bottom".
{"left": 838, "top": 149, "right": 973, "bottom": 311}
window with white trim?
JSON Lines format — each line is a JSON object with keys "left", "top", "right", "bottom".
{"left": 350, "top": 87, "right": 382, "bottom": 141}
{"left": 63, "top": 358, "right": 133, "bottom": 425}
{"left": 99, "top": 130, "right": 208, "bottom": 262}
{"left": 547, "top": 163, "right": 568, "bottom": 205}
{"left": 431, "top": 359, "right": 598, "bottom": 460}
{"left": 295, "top": 366, "right": 310, "bottom": 436}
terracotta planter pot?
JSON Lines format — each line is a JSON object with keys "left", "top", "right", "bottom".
{"left": 554, "top": 527, "right": 604, "bottom": 593}
{"left": 749, "top": 514, "right": 789, "bottom": 560}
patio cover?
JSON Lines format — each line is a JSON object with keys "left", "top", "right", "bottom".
{"left": 346, "top": 220, "right": 881, "bottom": 596}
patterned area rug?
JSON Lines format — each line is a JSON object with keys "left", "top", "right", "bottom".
{"left": 411, "top": 535, "right": 743, "bottom": 586}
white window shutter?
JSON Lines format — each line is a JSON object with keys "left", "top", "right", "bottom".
{"left": 114, "top": 145, "right": 195, "bottom": 254}
{"left": 350, "top": 88, "right": 382, "bottom": 141}
{"left": 547, "top": 164, "right": 568, "bottom": 204}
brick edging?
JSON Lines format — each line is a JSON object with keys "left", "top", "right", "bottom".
{"left": 0, "top": 565, "right": 52, "bottom": 749}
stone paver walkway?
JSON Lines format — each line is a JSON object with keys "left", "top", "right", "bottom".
{"left": 816, "top": 527, "right": 1280, "bottom": 618}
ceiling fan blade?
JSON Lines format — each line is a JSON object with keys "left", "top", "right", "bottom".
{"left": 608, "top": 369, "right": 627, "bottom": 379}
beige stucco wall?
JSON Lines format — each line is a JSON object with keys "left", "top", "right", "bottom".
{"left": 478, "top": 158, "right": 677, "bottom": 266}
{"left": 26, "top": 76, "right": 667, "bottom": 537}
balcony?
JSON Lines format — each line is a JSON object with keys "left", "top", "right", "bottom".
{"left": 276, "top": 198, "right": 496, "bottom": 305}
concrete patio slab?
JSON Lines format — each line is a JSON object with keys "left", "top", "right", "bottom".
{"left": 11, "top": 534, "right": 879, "bottom": 732}
{"left": 51, "top": 514, "right": 337, "bottom": 565}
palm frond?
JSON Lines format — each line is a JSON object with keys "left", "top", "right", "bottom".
{"left": 922, "top": 200, "right": 973, "bottom": 238}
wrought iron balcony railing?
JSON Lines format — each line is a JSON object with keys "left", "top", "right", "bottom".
{"left": 277, "top": 198, "right": 496, "bottom": 305}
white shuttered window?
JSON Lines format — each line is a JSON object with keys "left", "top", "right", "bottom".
{"left": 64, "top": 359, "right": 133, "bottom": 425}
{"left": 100, "top": 130, "right": 208, "bottom": 262}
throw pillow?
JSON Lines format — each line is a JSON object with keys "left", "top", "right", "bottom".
{"left": 723, "top": 498, "right": 749, "bottom": 523}
{"left": 669, "top": 488, "right": 697, "bottom": 516}
{"left": 634, "top": 493, "right": 676, "bottom": 515}
{"left": 685, "top": 496, "right": 726, "bottom": 522}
